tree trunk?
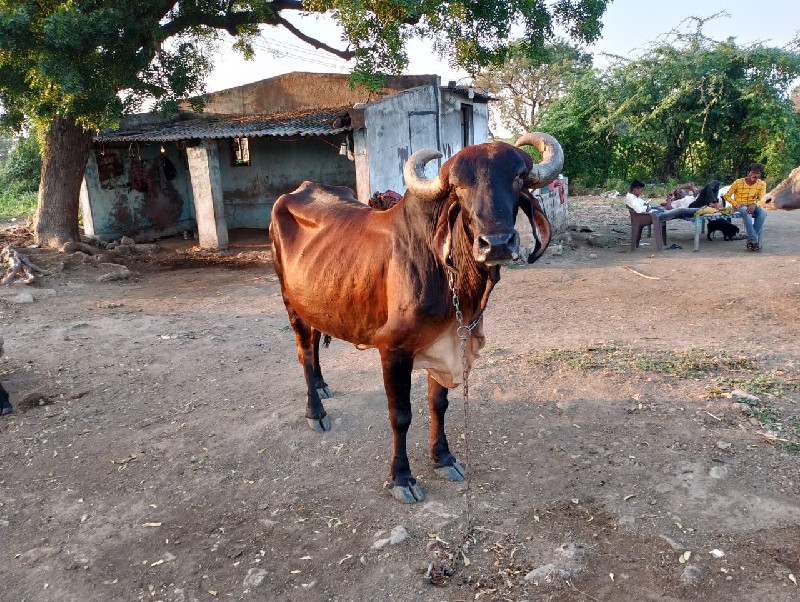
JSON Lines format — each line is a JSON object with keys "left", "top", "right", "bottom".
{"left": 34, "top": 116, "right": 93, "bottom": 249}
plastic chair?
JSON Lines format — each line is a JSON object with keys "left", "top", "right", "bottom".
{"left": 629, "top": 207, "right": 666, "bottom": 251}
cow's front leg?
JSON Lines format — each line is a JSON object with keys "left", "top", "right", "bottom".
{"left": 428, "top": 376, "right": 466, "bottom": 481}
{"left": 381, "top": 349, "right": 425, "bottom": 503}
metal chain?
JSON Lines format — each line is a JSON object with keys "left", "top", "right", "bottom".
{"left": 447, "top": 268, "right": 481, "bottom": 569}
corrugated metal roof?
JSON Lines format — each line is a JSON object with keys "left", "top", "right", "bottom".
{"left": 94, "top": 107, "right": 352, "bottom": 143}
{"left": 441, "top": 85, "right": 493, "bottom": 102}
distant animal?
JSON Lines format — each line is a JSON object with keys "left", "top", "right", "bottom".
{"left": 0, "top": 336, "right": 9, "bottom": 416}
{"left": 706, "top": 219, "right": 740, "bottom": 241}
{"left": 763, "top": 165, "right": 800, "bottom": 210}
{"left": 0, "top": 384, "right": 10, "bottom": 416}
{"left": 270, "top": 133, "right": 562, "bottom": 503}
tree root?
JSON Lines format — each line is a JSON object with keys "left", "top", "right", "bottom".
{"left": 61, "top": 241, "right": 104, "bottom": 255}
{"left": 1, "top": 246, "right": 50, "bottom": 285}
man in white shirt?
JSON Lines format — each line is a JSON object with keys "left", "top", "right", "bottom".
{"left": 626, "top": 180, "right": 699, "bottom": 221}
{"left": 665, "top": 180, "right": 721, "bottom": 210}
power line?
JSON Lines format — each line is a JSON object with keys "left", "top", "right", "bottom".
{"left": 253, "top": 40, "right": 349, "bottom": 70}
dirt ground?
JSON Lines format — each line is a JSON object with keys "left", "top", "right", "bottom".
{"left": 1, "top": 196, "right": 799, "bottom": 602}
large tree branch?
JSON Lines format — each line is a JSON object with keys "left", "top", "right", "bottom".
{"left": 160, "top": 9, "right": 280, "bottom": 39}
{"left": 158, "top": 1, "right": 308, "bottom": 39}
{"left": 155, "top": 3, "right": 354, "bottom": 60}
{"left": 273, "top": 15, "right": 355, "bottom": 60}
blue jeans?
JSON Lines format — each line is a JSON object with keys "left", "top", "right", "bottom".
{"left": 735, "top": 206, "right": 766, "bottom": 242}
{"left": 650, "top": 207, "right": 698, "bottom": 222}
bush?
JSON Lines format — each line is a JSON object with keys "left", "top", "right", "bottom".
{"left": 0, "top": 135, "right": 41, "bottom": 220}
{"left": 0, "top": 187, "right": 37, "bottom": 220}
{"left": 0, "top": 135, "right": 41, "bottom": 191}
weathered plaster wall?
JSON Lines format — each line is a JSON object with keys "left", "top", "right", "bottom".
{"left": 217, "top": 135, "right": 357, "bottom": 229}
{"left": 536, "top": 178, "right": 570, "bottom": 235}
{"left": 82, "top": 146, "right": 195, "bottom": 241}
{"left": 359, "top": 86, "right": 440, "bottom": 198}
{"left": 439, "top": 91, "right": 490, "bottom": 161}
{"left": 193, "top": 72, "right": 439, "bottom": 115}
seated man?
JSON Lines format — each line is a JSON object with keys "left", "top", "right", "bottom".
{"left": 721, "top": 163, "right": 767, "bottom": 251}
{"left": 627, "top": 180, "right": 698, "bottom": 221}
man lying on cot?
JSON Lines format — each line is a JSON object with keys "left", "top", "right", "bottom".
{"left": 663, "top": 181, "right": 721, "bottom": 210}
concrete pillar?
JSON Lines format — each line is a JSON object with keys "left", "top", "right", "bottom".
{"left": 352, "top": 129, "right": 371, "bottom": 203}
{"left": 79, "top": 151, "right": 98, "bottom": 236}
{"left": 187, "top": 140, "right": 228, "bottom": 249}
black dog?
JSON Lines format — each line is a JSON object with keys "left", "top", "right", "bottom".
{"left": 707, "top": 218, "right": 740, "bottom": 241}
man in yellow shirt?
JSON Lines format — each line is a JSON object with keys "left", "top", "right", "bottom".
{"left": 722, "top": 163, "right": 767, "bottom": 251}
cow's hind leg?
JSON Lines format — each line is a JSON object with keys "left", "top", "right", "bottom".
{"left": 287, "top": 310, "right": 330, "bottom": 433}
{"left": 427, "top": 376, "right": 466, "bottom": 481}
{"left": 381, "top": 349, "right": 425, "bottom": 503}
{"left": 312, "top": 330, "right": 331, "bottom": 399}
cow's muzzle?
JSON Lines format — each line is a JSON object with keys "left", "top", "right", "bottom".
{"left": 474, "top": 231, "right": 520, "bottom": 265}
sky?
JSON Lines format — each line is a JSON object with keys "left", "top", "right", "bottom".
{"left": 206, "top": 0, "right": 799, "bottom": 93}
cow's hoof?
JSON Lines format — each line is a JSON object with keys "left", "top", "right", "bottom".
{"left": 434, "top": 460, "right": 466, "bottom": 481}
{"left": 390, "top": 482, "right": 426, "bottom": 504}
{"left": 317, "top": 386, "right": 332, "bottom": 399}
{"left": 1, "top": 404, "right": 12, "bottom": 416}
{"left": 307, "top": 415, "right": 331, "bottom": 433}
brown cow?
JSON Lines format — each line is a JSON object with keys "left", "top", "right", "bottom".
{"left": 270, "top": 133, "right": 563, "bottom": 503}
{"left": 763, "top": 166, "right": 800, "bottom": 210}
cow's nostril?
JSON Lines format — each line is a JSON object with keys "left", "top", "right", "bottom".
{"left": 477, "top": 235, "right": 492, "bottom": 251}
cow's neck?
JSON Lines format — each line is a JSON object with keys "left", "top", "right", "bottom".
{"left": 399, "top": 196, "right": 496, "bottom": 323}
{"left": 448, "top": 206, "right": 498, "bottom": 324}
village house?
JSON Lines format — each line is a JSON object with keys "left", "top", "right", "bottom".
{"left": 85, "top": 72, "right": 567, "bottom": 250}
{"left": 85, "top": 72, "right": 487, "bottom": 249}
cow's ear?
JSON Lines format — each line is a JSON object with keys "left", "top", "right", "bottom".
{"left": 433, "top": 200, "right": 460, "bottom": 265}
{"left": 518, "top": 191, "right": 551, "bottom": 263}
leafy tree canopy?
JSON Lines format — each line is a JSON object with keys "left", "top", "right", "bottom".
{"left": 0, "top": 0, "right": 610, "bottom": 133}
{"left": 538, "top": 16, "right": 800, "bottom": 188}
{"left": 474, "top": 37, "right": 593, "bottom": 137}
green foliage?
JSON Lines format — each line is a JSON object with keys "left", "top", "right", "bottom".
{"left": 0, "top": 1, "right": 611, "bottom": 135}
{"left": 537, "top": 19, "right": 800, "bottom": 188}
{"left": 475, "top": 37, "right": 593, "bottom": 136}
{"left": 0, "top": 135, "right": 41, "bottom": 191}
{"left": 0, "top": 188, "right": 37, "bottom": 220}
{"left": 0, "top": 2, "right": 216, "bottom": 131}
{"left": 0, "top": 1, "right": 610, "bottom": 245}
{"left": 0, "top": 134, "right": 41, "bottom": 220}
{"left": 306, "top": 1, "right": 608, "bottom": 75}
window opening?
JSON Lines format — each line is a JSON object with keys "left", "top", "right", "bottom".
{"left": 461, "top": 105, "right": 474, "bottom": 148}
{"left": 231, "top": 137, "right": 250, "bottom": 166}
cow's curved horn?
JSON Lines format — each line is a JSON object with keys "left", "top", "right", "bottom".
{"left": 515, "top": 132, "right": 564, "bottom": 189}
{"left": 404, "top": 149, "right": 446, "bottom": 201}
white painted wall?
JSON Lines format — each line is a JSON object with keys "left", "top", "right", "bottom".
{"left": 439, "top": 89, "right": 490, "bottom": 160}
{"left": 358, "top": 85, "right": 440, "bottom": 198}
